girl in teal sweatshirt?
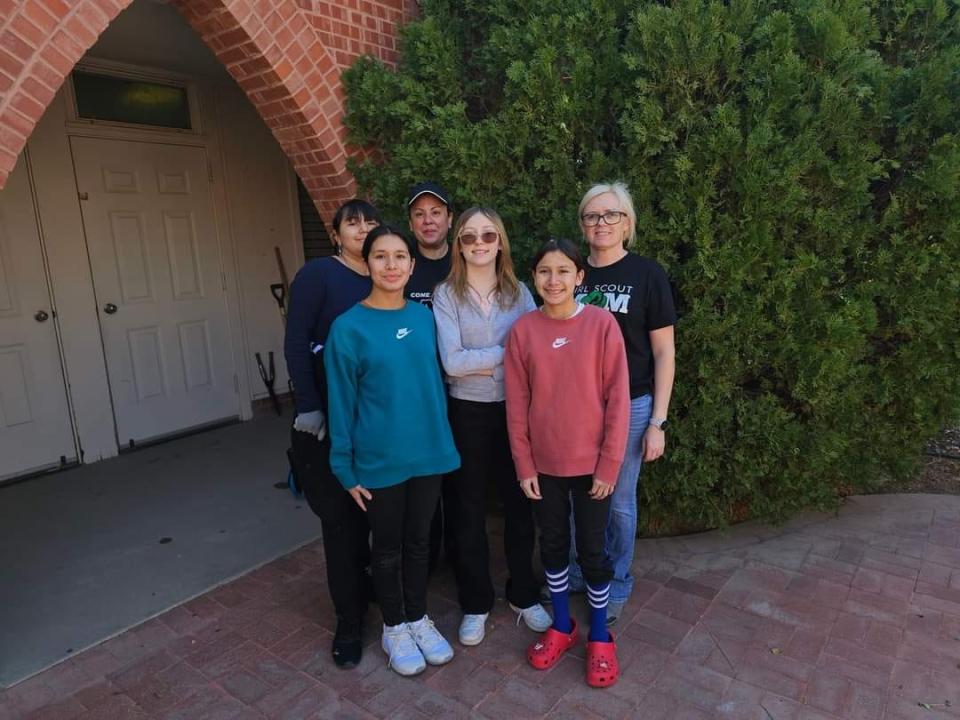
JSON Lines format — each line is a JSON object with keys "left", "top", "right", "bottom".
{"left": 325, "top": 225, "right": 460, "bottom": 677}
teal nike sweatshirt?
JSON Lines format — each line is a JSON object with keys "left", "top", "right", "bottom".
{"left": 324, "top": 300, "right": 461, "bottom": 490}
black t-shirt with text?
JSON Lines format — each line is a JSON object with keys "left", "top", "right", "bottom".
{"left": 405, "top": 248, "right": 452, "bottom": 308}
{"left": 575, "top": 253, "right": 676, "bottom": 398}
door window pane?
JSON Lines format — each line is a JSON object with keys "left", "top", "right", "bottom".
{"left": 73, "top": 72, "right": 192, "bottom": 130}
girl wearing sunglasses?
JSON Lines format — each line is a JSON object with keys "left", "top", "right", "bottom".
{"left": 432, "top": 207, "right": 552, "bottom": 647}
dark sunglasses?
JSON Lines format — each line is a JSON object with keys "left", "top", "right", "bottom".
{"left": 459, "top": 231, "right": 499, "bottom": 246}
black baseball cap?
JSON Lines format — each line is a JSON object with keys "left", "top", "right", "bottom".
{"left": 406, "top": 181, "right": 451, "bottom": 209}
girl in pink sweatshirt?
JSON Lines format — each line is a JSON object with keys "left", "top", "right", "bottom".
{"left": 505, "top": 238, "right": 629, "bottom": 687}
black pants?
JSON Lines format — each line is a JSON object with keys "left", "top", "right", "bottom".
{"left": 534, "top": 474, "right": 612, "bottom": 587}
{"left": 428, "top": 471, "right": 458, "bottom": 573}
{"left": 366, "top": 475, "right": 442, "bottom": 626}
{"left": 448, "top": 398, "right": 539, "bottom": 613}
{"left": 291, "top": 427, "right": 370, "bottom": 624}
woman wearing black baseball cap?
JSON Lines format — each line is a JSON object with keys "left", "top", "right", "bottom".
{"left": 404, "top": 181, "right": 454, "bottom": 308}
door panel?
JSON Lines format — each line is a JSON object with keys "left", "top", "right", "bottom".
{"left": 0, "top": 347, "right": 34, "bottom": 425}
{"left": 111, "top": 212, "right": 153, "bottom": 302}
{"left": 71, "top": 137, "right": 238, "bottom": 446}
{"left": 0, "top": 156, "right": 76, "bottom": 480}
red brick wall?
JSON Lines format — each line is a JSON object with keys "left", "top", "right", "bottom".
{"left": 0, "top": 0, "right": 415, "bottom": 218}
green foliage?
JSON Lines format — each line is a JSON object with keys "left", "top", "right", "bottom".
{"left": 342, "top": 0, "right": 960, "bottom": 529}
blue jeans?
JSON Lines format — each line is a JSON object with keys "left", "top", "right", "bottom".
{"left": 569, "top": 393, "right": 652, "bottom": 604}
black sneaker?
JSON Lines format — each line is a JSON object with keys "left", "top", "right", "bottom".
{"left": 606, "top": 600, "right": 626, "bottom": 627}
{"left": 332, "top": 617, "right": 362, "bottom": 669}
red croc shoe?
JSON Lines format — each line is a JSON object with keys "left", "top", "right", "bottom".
{"left": 527, "top": 619, "right": 578, "bottom": 670}
{"left": 585, "top": 634, "right": 619, "bottom": 688}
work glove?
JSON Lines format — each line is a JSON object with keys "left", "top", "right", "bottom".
{"left": 293, "top": 410, "right": 326, "bottom": 441}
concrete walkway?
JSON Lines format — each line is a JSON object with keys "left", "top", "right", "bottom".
{"left": 1, "top": 493, "right": 958, "bottom": 719}
{"left": 0, "top": 414, "right": 320, "bottom": 688}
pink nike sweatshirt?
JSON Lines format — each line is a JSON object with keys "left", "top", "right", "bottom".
{"left": 504, "top": 304, "right": 630, "bottom": 485}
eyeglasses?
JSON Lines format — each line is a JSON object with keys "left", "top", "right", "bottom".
{"left": 580, "top": 211, "right": 626, "bottom": 227}
{"left": 458, "top": 231, "right": 499, "bottom": 245}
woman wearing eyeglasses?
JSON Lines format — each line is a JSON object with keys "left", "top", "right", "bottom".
{"left": 569, "top": 182, "right": 677, "bottom": 626}
{"left": 432, "top": 207, "right": 552, "bottom": 647}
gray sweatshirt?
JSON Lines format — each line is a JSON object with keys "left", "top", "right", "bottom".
{"left": 433, "top": 280, "right": 537, "bottom": 402}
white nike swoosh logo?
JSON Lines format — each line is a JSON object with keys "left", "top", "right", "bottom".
{"left": 552, "top": 337, "right": 569, "bottom": 349}
{"left": 396, "top": 328, "right": 412, "bottom": 340}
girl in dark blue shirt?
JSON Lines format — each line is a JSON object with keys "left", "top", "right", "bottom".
{"left": 283, "top": 199, "right": 378, "bottom": 670}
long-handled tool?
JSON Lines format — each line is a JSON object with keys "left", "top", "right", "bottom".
{"left": 254, "top": 248, "right": 293, "bottom": 414}
{"left": 255, "top": 351, "right": 281, "bottom": 415}
{"left": 274, "top": 246, "right": 290, "bottom": 307}
{"left": 272, "top": 246, "right": 294, "bottom": 395}
{"left": 272, "top": 247, "right": 302, "bottom": 497}
{"left": 270, "top": 282, "right": 287, "bottom": 324}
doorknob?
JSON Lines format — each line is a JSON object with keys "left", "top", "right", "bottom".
{"left": 34, "top": 310, "right": 49, "bottom": 322}
{"left": 103, "top": 303, "right": 118, "bottom": 314}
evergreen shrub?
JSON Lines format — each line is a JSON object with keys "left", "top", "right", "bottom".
{"left": 342, "top": 0, "right": 960, "bottom": 530}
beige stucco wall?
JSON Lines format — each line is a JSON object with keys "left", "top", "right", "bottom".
{"left": 213, "top": 82, "right": 302, "bottom": 406}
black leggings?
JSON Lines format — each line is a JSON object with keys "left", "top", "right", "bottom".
{"left": 290, "top": 428, "right": 370, "bottom": 624}
{"left": 533, "top": 474, "right": 612, "bottom": 586}
{"left": 365, "top": 475, "right": 442, "bottom": 626}
{"left": 448, "top": 398, "right": 539, "bottom": 612}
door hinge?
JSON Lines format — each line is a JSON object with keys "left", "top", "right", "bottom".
{"left": 78, "top": 191, "right": 89, "bottom": 201}
{"left": 207, "top": 161, "right": 214, "bottom": 182}
{"left": 221, "top": 272, "right": 227, "bottom": 291}
{"left": 233, "top": 374, "right": 240, "bottom": 393}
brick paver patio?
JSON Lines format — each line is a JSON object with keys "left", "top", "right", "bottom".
{"left": 2, "top": 493, "right": 959, "bottom": 719}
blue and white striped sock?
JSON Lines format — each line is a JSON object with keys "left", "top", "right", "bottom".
{"left": 587, "top": 581, "right": 611, "bottom": 642}
{"left": 546, "top": 567, "right": 572, "bottom": 633}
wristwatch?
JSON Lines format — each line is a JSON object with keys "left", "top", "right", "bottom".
{"left": 649, "top": 417, "right": 668, "bottom": 431}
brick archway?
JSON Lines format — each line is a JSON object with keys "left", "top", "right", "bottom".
{"left": 0, "top": 0, "right": 412, "bottom": 217}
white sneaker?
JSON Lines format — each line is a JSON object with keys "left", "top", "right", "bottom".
{"left": 381, "top": 623, "right": 426, "bottom": 676}
{"left": 458, "top": 613, "right": 489, "bottom": 646}
{"left": 510, "top": 602, "right": 553, "bottom": 632}
{"left": 408, "top": 615, "right": 454, "bottom": 665}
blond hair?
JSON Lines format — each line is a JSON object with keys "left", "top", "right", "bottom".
{"left": 444, "top": 207, "right": 522, "bottom": 309}
{"left": 578, "top": 181, "right": 637, "bottom": 248}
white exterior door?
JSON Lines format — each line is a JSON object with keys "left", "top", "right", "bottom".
{"left": 0, "top": 156, "right": 76, "bottom": 480}
{"left": 71, "top": 137, "right": 238, "bottom": 447}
